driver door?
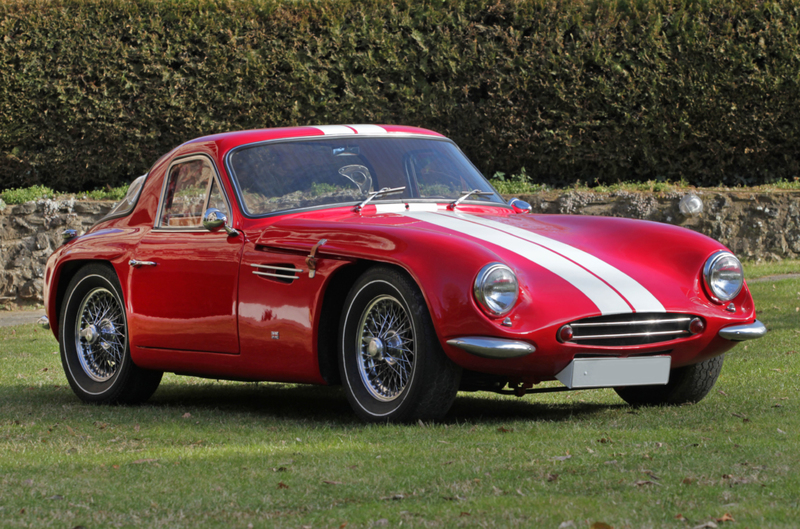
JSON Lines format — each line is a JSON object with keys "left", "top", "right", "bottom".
{"left": 127, "top": 154, "right": 243, "bottom": 354}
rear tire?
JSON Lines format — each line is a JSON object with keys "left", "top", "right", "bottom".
{"left": 615, "top": 355, "right": 724, "bottom": 406}
{"left": 338, "top": 266, "right": 461, "bottom": 423}
{"left": 60, "top": 263, "right": 162, "bottom": 404}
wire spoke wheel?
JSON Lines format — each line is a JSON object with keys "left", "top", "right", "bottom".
{"left": 60, "top": 264, "right": 162, "bottom": 404}
{"left": 357, "top": 295, "right": 415, "bottom": 402}
{"left": 74, "top": 287, "right": 126, "bottom": 382}
{"left": 339, "top": 267, "right": 461, "bottom": 422}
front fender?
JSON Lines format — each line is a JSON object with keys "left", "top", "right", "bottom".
{"left": 44, "top": 228, "right": 142, "bottom": 338}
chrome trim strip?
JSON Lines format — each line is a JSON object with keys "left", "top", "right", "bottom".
{"left": 570, "top": 329, "right": 689, "bottom": 341}
{"left": 150, "top": 228, "right": 216, "bottom": 233}
{"left": 129, "top": 260, "right": 157, "bottom": 267}
{"left": 446, "top": 337, "right": 535, "bottom": 359}
{"left": 253, "top": 271, "right": 301, "bottom": 280}
{"left": 250, "top": 264, "right": 305, "bottom": 273}
{"left": 718, "top": 320, "right": 767, "bottom": 341}
{"left": 571, "top": 317, "right": 692, "bottom": 328}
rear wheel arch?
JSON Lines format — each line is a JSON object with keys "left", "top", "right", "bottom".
{"left": 58, "top": 262, "right": 162, "bottom": 404}
{"left": 53, "top": 260, "right": 116, "bottom": 337}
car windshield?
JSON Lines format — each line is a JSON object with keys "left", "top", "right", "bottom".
{"left": 227, "top": 137, "right": 504, "bottom": 215}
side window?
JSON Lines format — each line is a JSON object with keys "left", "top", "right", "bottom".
{"left": 160, "top": 158, "right": 216, "bottom": 228}
{"left": 208, "top": 179, "right": 230, "bottom": 219}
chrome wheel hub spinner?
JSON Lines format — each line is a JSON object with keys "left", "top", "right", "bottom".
{"left": 74, "top": 288, "right": 126, "bottom": 382}
{"left": 356, "top": 295, "right": 415, "bottom": 402}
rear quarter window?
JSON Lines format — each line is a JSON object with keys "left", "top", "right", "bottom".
{"left": 105, "top": 174, "right": 147, "bottom": 218}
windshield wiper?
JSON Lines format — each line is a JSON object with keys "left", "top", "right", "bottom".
{"left": 448, "top": 189, "right": 495, "bottom": 210}
{"left": 354, "top": 186, "right": 406, "bottom": 212}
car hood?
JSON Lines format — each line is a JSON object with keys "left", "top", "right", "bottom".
{"left": 255, "top": 205, "right": 742, "bottom": 317}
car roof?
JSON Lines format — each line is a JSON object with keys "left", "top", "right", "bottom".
{"left": 184, "top": 125, "right": 445, "bottom": 155}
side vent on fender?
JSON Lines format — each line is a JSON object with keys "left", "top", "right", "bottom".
{"left": 251, "top": 263, "right": 303, "bottom": 284}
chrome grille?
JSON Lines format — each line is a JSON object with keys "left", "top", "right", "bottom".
{"left": 560, "top": 313, "right": 699, "bottom": 346}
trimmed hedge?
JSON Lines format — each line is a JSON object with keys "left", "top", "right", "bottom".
{"left": 1, "top": 0, "right": 799, "bottom": 191}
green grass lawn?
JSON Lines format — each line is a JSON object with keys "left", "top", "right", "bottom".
{"left": 1, "top": 272, "right": 799, "bottom": 528}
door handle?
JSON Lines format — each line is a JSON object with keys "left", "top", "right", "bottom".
{"left": 129, "top": 259, "right": 157, "bottom": 267}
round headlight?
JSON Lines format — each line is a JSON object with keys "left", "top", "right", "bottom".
{"left": 474, "top": 263, "right": 519, "bottom": 317}
{"left": 703, "top": 251, "right": 743, "bottom": 302}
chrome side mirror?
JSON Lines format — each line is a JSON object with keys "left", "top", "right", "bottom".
{"left": 508, "top": 198, "right": 532, "bottom": 214}
{"left": 203, "top": 208, "right": 239, "bottom": 237}
{"left": 61, "top": 229, "right": 78, "bottom": 244}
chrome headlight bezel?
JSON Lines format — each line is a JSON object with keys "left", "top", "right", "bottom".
{"left": 473, "top": 263, "right": 519, "bottom": 317}
{"left": 703, "top": 251, "right": 744, "bottom": 303}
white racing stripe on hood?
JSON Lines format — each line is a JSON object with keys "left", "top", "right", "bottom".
{"left": 450, "top": 212, "right": 666, "bottom": 313}
{"left": 405, "top": 211, "right": 633, "bottom": 314}
{"left": 374, "top": 203, "right": 441, "bottom": 213}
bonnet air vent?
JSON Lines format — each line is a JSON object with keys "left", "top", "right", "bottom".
{"left": 250, "top": 263, "right": 302, "bottom": 284}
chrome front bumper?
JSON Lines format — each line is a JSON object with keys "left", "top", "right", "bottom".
{"left": 37, "top": 316, "right": 50, "bottom": 330}
{"left": 719, "top": 320, "right": 766, "bottom": 341}
{"left": 446, "top": 337, "right": 535, "bottom": 359}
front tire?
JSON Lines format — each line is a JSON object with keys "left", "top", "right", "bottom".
{"left": 614, "top": 355, "right": 724, "bottom": 406}
{"left": 338, "top": 266, "right": 461, "bottom": 423}
{"left": 60, "top": 263, "right": 162, "bottom": 404}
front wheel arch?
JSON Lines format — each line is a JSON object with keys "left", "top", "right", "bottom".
{"left": 317, "top": 260, "right": 440, "bottom": 386}
{"left": 337, "top": 265, "right": 461, "bottom": 422}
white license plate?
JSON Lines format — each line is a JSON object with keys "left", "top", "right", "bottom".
{"left": 556, "top": 356, "right": 671, "bottom": 389}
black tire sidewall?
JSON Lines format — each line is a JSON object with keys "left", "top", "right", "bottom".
{"left": 60, "top": 265, "right": 131, "bottom": 403}
{"left": 615, "top": 354, "right": 724, "bottom": 406}
{"left": 339, "top": 271, "right": 429, "bottom": 421}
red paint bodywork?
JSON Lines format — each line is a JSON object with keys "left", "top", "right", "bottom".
{"left": 44, "top": 125, "right": 757, "bottom": 387}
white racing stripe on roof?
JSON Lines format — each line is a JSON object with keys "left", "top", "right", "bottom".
{"left": 405, "top": 211, "right": 632, "bottom": 314}
{"left": 348, "top": 125, "right": 388, "bottom": 135}
{"left": 315, "top": 125, "right": 356, "bottom": 135}
{"left": 451, "top": 212, "right": 665, "bottom": 313}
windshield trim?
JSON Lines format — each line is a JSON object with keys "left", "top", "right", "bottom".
{"left": 224, "top": 134, "right": 508, "bottom": 219}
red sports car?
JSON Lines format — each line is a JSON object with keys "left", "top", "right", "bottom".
{"left": 42, "top": 125, "right": 765, "bottom": 422}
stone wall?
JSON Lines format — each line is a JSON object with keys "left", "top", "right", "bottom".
{"left": 0, "top": 199, "right": 114, "bottom": 305}
{"left": 1, "top": 191, "right": 798, "bottom": 306}
{"left": 515, "top": 190, "right": 800, "bottom": 262}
